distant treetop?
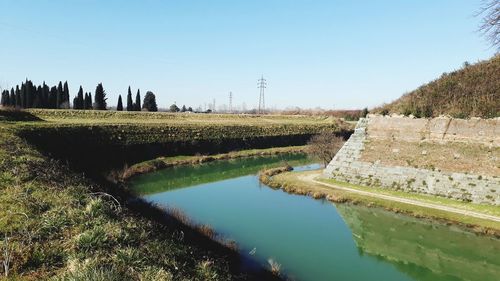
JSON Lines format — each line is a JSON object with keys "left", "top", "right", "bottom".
{"left": 142, "top": 91, "right": 158, "bottom": 112}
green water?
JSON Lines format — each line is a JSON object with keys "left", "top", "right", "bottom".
{"left": 129, "top": 153, "right": 311, "bottom": 195}
{"left": 129, "top": 155, "right": 500, "bottom": 281}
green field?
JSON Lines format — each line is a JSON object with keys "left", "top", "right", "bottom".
{"left": 22, "top": 108, "right": 339, "bottom": 124}
{"left": 6, "top": 109, "right": 348, "bottom": 147}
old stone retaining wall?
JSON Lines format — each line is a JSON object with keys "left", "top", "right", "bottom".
{"left": 367, "top": 115, "right": 499, "bottom": 146}
{"left": 323, "top": 116, "right": 500, "bottom": 205}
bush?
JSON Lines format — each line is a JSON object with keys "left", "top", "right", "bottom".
{"left": 307, "top": 131, "right": 345, "bottom": 165}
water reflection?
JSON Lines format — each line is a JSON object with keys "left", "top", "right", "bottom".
{"left": 337, "top": 204, "right": 500, "bottom": 281}
{"left": 129, "top": 153, "right": 311, "bottom": 195}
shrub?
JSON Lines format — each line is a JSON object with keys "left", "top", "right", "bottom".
{"left": 307, "top": 132, "right": 345, "bottom": 165}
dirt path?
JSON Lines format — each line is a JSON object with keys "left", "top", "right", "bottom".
{"left": 299, "top": 173, "right": 500, "bottom": 223}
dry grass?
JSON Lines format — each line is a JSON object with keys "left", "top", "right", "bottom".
{"left": 376, "top": 55, "right": 499, "bottom": 118}
{"left": 267, "top": 259, "right": 281, "bottom": 276}
{"left": 361, "top": 139, "right": 500, "bottom": 176}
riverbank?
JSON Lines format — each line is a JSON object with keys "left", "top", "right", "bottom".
{"left": 122, "top": 146, "right": 308, "bottom": 180}
{"left": 0, "top": 108, "right": 350, "bottom": 279}
{"left": 259, "top": 169, "right": 500, "bottom": 237}
{"left": 0, "top": 124, "right": 288, "bottom": 280}
{"left": 10, "top": 109, "right": 350, "bottom": 175}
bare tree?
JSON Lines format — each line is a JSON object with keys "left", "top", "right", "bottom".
{"left": 307, "top": 131, "right": 345, "bottom": 166}
{"left": 478, "top": 0, "right": 500, "bottom": 49}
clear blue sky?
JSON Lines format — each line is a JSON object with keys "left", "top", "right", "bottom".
{"left": 0, "top": 0, "right": 496, "bottom": 110}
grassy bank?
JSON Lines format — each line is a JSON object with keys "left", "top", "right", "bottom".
{"left": 11, "top": 109, "right": 349, "bottom": 147}
{"left": 6, "top": 109, "right": 349, "bottom": 175}
{"left": 260, "top": 169, "right": 500, "bottom": 237}
{"left": 0, "top": 124, "right": 287, "bottom": 280}
{"left": 122, "top": 146, "right": 308, "bottom": 180}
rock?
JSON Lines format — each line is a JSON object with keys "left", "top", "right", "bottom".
{"left": 421, "top": 150, "right": 427, "bottom": 155}
{"left": 392, "top": 148, "right": 399, "bottom": 153}
{"left": 453, "top": 153, "right": 460, "bottom": 159}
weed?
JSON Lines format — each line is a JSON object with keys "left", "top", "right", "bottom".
{"left": 54, "top": 265, "right": 128, "bottom": 281}
{"left": 1, "top": 235, "right": 11, "bottom": 278}
{"left": 267, "top": 258, "right": 282, "bottom": 276}
{"left": 139, "top": 267, "right": 173, "bottom": 281}
{"left": 76, "top": 226, "right": 108, "bottom": 254}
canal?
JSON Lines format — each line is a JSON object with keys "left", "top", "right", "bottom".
{"left": 129, "top": 154, "right": 500, "bottom": 281}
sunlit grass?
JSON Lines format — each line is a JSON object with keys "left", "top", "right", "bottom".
{"left": 267, "top": 170, "right": 500, "bottom": 233}
{"left": 320, "top": 177, "right": 500, "bottom": 217}
{"left": 0, "top": 124, "right": 237, "bottom": 279}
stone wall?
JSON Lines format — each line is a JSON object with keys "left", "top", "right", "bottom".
{"left": 367, "top": 115, "right": 499, "bottom": 146}
{"left": 323, "top": 116, "right": 500, "bottom": 205}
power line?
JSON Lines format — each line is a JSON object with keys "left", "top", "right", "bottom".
{"left": 257, "top": 75, "right": 267, "bottom": 114}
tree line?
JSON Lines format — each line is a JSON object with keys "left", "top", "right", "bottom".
{"left": 1, "top": 79, "right": 161, "bottom": 112}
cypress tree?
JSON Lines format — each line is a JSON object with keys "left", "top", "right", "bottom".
{"left": 15, "top": 86, "right": 21, "bottom": 108}
{"left": 84, "top": 93, "right": 93, "bottom": 109}
{"left": 180, "top": 105, "right": 187, "bottom": 112}
{"left": 94, "top": 83, "right": 107, "bottom": 110}
{"left": 83, "top": 93, "right": 87, "bottom": 109}
{"left": 1, "top": 90, "right": 8, "bottom": 106}
{"left": 42, "top": 83, "right": 49, "bottom": 108}
{"left": 117, "top": 95, "right": 123, "bottom": 111}
{"left": 83, "top": 93, "right": 88, "bottom": 109}
{"left": 6, "top": 90, "right": 11, "bottom": 106}
{"left": 142, "top": 91, "right": 158, "bottom": 112}
{"left": 78, "top": 87, "right": 84, "bottom": 109}
{"left": 2, "top": 90, "right": 10, "bottom": 107}
{"left": 25, "top": 80, "right": 34, "bottom": 108}
{"left": 188, "top": 106, "right": 193, "bottom": 112}
{"left": 49, "top": 86, "right": 58, "bottom": 108}
{"left": 10, "top": 88, "right": 15, "bottom": 107}
{"left": 73, "top": 86, "right": 84, "bottom": 109}
{"left": 73, "top": 96, "right": 78, "bottom": 110}
{"left": 29, "top": 80, "right": 36, "bottom": 107}
{"left": 57, "top": 81, "right": 63, "bottom": 108}
{"left": 134, "top": 89, "right": 141, "bottom": 111}
{"left": 73, "top": 88, "right": 79, "bottom": 109}
{"left": 20, "top": 82, "right": 26, "bottom": 108}
{"left": 62, "top": 81, "right": 70, "bottom": 109}
{"left": 126, "top": 86, "right": 133, "bottom": 111}
{"left": 33, "top": 86, "right": 42, "bottom": 108}
{"left": 7, "top": 90, "right": 12, "bottom": 106}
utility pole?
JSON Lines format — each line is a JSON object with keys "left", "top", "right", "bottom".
{"left": 257, "top": 75, "right": 267, "bottom": 114}
{"left": 229, "top": 91, "right": 233, "bottom": 113}
{"left": 212, "top": 98, "right": 216, "bottom": 112}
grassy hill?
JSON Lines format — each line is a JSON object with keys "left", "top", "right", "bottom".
{"left": 377, "top": 55, "right": 500, "bottom": 118}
